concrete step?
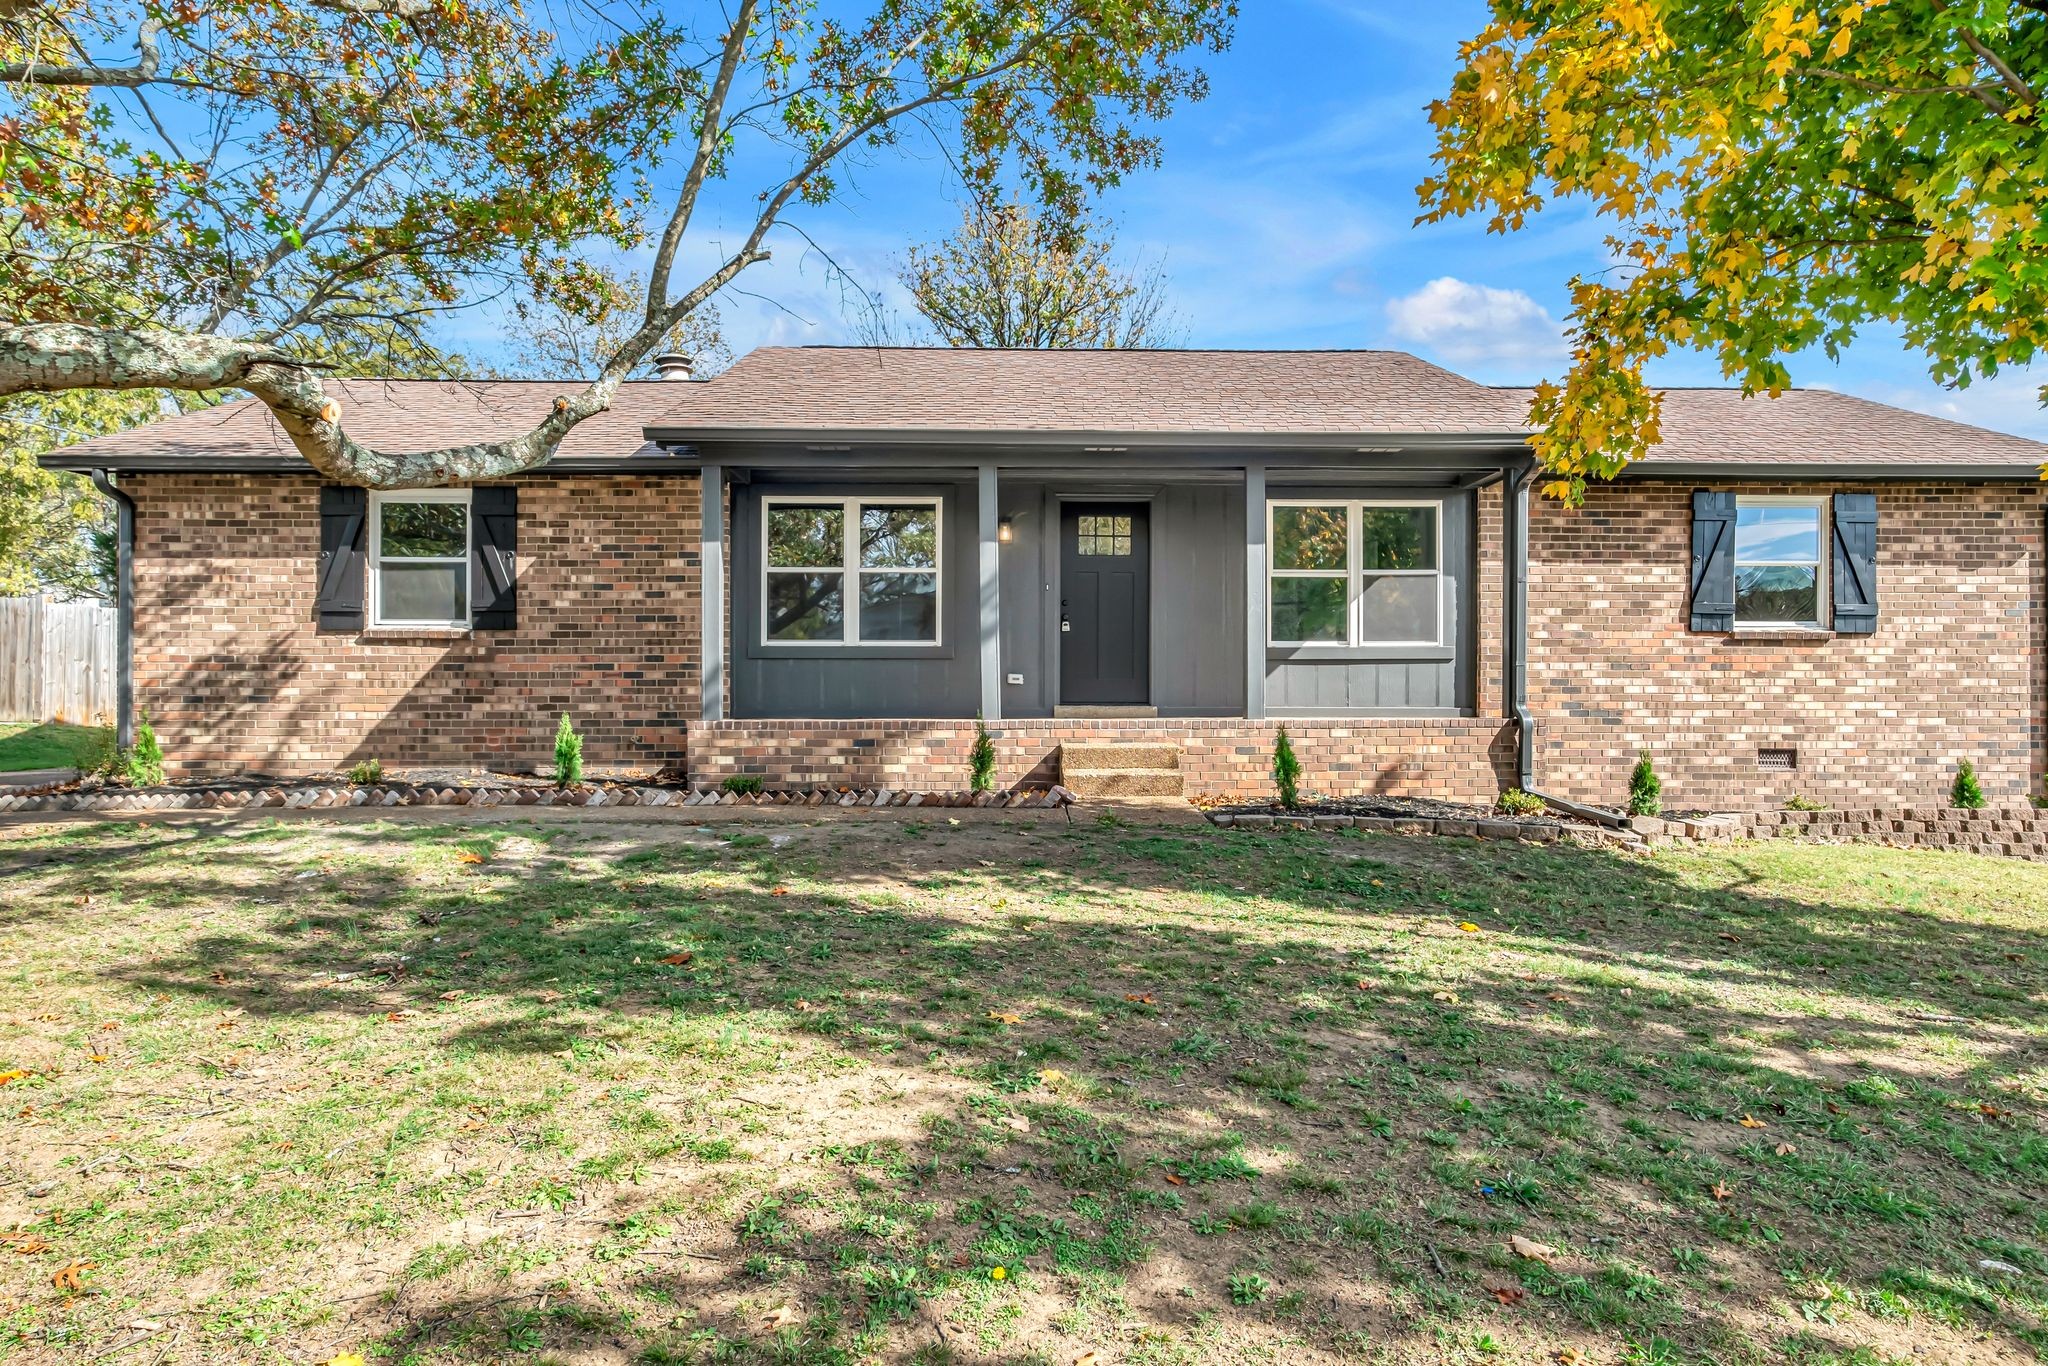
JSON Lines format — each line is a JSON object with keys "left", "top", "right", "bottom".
{"left": 1059, "top": 743, "right": 1181, "bottom": 771}
{"left": 1061, "top": 767, "right": 1186, "bottom": 798}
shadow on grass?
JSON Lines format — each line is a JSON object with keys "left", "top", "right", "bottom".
{"left": 5, "top": 816, "right": 2045, "bottom": 1363}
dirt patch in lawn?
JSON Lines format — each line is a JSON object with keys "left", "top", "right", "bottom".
{"left": 1, "top": 814, "right": 2044, "bottom": 1364}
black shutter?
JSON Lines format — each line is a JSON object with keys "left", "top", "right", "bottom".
{"left": 316, "top": 485, "right": 367, "bottom": 630}
{"left": 1831, "top": 492, "right": 1878, "bottom": 634}
{"left": 1689, "top": 490, "right": 1737, "bottom": 632}
{"left": 471, "top": 485, "right": 518, "bottom": 631}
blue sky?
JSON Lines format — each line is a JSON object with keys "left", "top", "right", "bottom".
{"left": 470, "top": 0, "right": 2048, "bottom": 439}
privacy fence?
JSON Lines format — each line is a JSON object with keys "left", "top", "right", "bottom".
{"left": 0, "top": 595, "right": 117, "bottom": 725}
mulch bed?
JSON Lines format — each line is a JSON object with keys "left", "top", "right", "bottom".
{"left": 1197, "top": 793, "right": 1565, "bottom": 826}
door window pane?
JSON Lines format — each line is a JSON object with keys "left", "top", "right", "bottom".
{"left": 1359, "top": 507, "right": 1435, "bottom": 570}
{"left": 1273, "top": 505, "right": 1348, "bottom": 571}
{"left": 1357, "top": 574, "right": 1437, "bottom": 641}
{"left": 380, "top": 501, "right": 467, "bottom": 558}
{"left": 767, "top": 505, "right": 844, "bottom": 568}
{"left": 379, "top": 563, "right": 467, "bottom": 623}
{"left": 860, "top": 504, "right": 938, "bottom": 568}
{"left": 766, "top": 572, "right": 845, "bottom": 640}
{"left": 859, "top": 572, "right": 939, "bottom": 641}
{"left": 1271, "top": 576, "right": 1348, "bottom": 642}
{"left": 1076, "top": 515, "right": 1132, "bottom": 556}
{"left": 1735, "top": 565, "right": 1818, "bottom": 624}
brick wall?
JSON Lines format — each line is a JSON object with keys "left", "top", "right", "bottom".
{"left": 128, "top": 473, "right": 701, "bottom": 776}
{"left": 690, "top": 717, "right": 1516, "bottom": 801}
{"left": 1525, "top": 480, "right": 2047, "bottom": 810}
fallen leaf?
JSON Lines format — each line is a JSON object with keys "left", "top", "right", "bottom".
{"left": 455, "top": 851, "right": 485, "bottom": 865}
{"left": 988, "top": 1011, "right": 1024, "bottom": 1024}
{"left": 1036, "top": 1068, "right": 1067, "bottom": 1085}
{"left": 762, "top": 1305, "right": 796, "bottom": 1330}
{"left": 99, "top": 1022, "right": 119, "bottom": 1033}
{"left": 1774, "top": 1142, "right": 1798, "bottom": 1156}
{"left": 1717, "top": 932, "right": 1740, "bottom": 943}
{"left": 87, "top": 1054, "right": 107, "bottom": 1064}
{"left": 1354, "top": 979, "right": 1377, "bottom": 991}
{"left": 322, "top": 1354, "right": 368, "bottom": 1366}
{"left": 1980, "top": 1103, "right": 2009, "bottom": 1118}
{"left": 1074, "top": 1353, "right": 1100, "bottom": 1366}
{"left": 0, "top": 1069, "right": 28, "bottom": 1086}
{"left": 51, "top": 1260, "right": 95, "bottom": 1292}
{"left": 384, "top": 1010, "right": 416, "bottom": 1023}
{"left": 1456, "top": 922, "right": 1481, "bottom": 934}
{"left": 1556, "top": 1350, "right": 1586, "bottom": 1366}
{"left": 1002, "top": 1115, "right": 1030, "bottom": 1133}
{"left": 1123, "top": 993, "right": 1157, "bottom": 1005}
{"left": 1737, "top": 1114, "right": 1767, "bottom": 1129}
{"left": 769, "top": 885, "right": 790, "bottom": 897}
{"left": 438, "top": 990, "right": 464, "bottom": 1001}
{"left": 536, "top": 990, "right": 564, "bottom": 1003}
{"left": 659, "top": 952, "right": 694, "bottom": 966}
{"left": 1489, "top": 1285, "right": 1525, "bottom": 1305}
{"left": 210, "top": 969, "right": 228, "bottom": 985}
{"left": 3, "top": 1233, "right": 49, "bottom": 1254}
{"left": 1163, "top": 1172, "right": 1186, "bottom": 1186}
{"left": 1431, "top": 990, "right": 1459, "bottom": 1004}
{"left": 1711, "top": 1181, "right": 1733, "bottom": 1201}
{"left": 1508, "top": 1235, "right": 1555, "bottom": 1264}
{"left": 1546, "top": 992, "right": 1569, "bottom": 1003}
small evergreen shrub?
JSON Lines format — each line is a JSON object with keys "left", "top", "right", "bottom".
{"left": 721, "top": 774, "right": 764, "bottom": 796}
{"left": 1497, "top": 788, "right": 1545, "bottom": 817}
{"left": 1784, "top": 793, "right": 1829, "bottom": 812}
{"left": 969, "top": 717, "right": 997, "bottom": 793}
{"left": 553, "top": 712, "right": 583, "bottom": 789}
{"left": 116, "top": 711, "right": 165, "bottom": 788}
{"left": 347, "top": 759, "right": 383, "bottom": 785}
{"left": 1626, "top": 751, "right": 1661, "bottom": 818}
{"left": 1951, "top": 758, "right": 1987, "bottom": 810}
{"left": 1272, "top": 726, "right": 1301, "bottom": 810}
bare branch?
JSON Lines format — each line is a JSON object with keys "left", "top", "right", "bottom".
{"left": 0, "top": 18, "right": 161, "bottom": 88}
{"left": 645, "top": 0, "right": 759, "bottom": 318}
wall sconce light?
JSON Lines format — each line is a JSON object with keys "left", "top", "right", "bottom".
{"left": 997, "top": 518, "right": 1014, "bottom": 544}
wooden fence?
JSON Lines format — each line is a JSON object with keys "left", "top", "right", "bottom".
{"left": 0, "top": 595, "right": 117, "bottom": 725}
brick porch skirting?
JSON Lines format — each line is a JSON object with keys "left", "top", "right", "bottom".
{"left": 690, "top": 717, "right": 1518, "bottom": 802}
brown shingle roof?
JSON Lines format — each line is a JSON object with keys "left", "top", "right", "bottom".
{"left": 1494, "top": 386, "right": 2048, "bottom": 468}
{"left": 43, "top": 379, "right": 679, "bottom": 468}
{"left": 648, "top": 346, "right": 1534, "bottom": 437}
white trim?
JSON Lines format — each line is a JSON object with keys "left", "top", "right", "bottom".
{"left": 1733, "top": 494, "right": 1829, "bottom": 629}
{"left": 1266, "top": 498, "right": 1445, "bottom": 648}
{"left": 368, "top": 489, "right": 472, "bottom": 629}
{"left": 760, "top": 495, "right": 944, "bottom": 647}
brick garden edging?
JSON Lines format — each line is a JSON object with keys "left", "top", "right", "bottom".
{"left": 0, "top": 783, "right": 1075, "bottom": 816}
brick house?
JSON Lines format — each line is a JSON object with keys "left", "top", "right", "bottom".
{"left": 43, "top": 347, "right": 2048, "bottom": 810}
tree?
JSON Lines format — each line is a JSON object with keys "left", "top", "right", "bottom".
{"left": 1, "top": 0, "right": 1234, "bottom": 488}
{"left": 1422, "top": 0, "right": 2048, "bottom": 501}
{"left": 872, "top": 200, "right": 1181, "bottom": 348}
{"left": 499, "top": 264, "right": 731, "bottom": 381}
{"left": 0, "top": 389, "right": 161, "bottom": 599}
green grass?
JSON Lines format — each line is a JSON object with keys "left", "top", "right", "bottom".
{"left": 0, "top": 816, "right": 2043, "bottom": 1364}
{"left": 0, "top": 721, "right": 110, "bottom": 773}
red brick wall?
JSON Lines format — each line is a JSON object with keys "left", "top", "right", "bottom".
{"left": 690, "top": 717, "right": 1516, "bottom": 801}
{"left": 1525, "top": 480, "right": 2048, "bottom": 810}
{"left": 128, "top": 473, "right": 701, "bottom": 776}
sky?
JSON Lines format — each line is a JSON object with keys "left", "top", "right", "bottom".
{"left": 457, "top": 0, "right": 2048, "bottom": 440}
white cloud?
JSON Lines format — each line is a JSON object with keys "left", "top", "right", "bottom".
{"left": 1384, "top": 276, "right": 1567, "bottom": 372}
{"left": 1852, "top": 368, "right": 2048, "bottom": 441}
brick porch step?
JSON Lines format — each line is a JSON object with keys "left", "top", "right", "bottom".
{"left": 1058, "top": 743, "right": 1181, "bottom": 771}
{"left": 1059, "top": 767, "right": 1186, "bottom": 798}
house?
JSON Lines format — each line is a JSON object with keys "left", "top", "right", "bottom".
{"left": 42, "top": 347, "right": 2048, "bottom": 810}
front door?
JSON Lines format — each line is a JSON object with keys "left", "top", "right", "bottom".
{"left": 1059, "top": 503, "right": 1150, "bottom": 705}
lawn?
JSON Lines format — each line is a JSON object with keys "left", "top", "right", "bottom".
{"left": 1, "top": 814, "right": 2044, "bottom": 1365}
{"left": 0, "top": 722, "right": 111, "bottom": 774}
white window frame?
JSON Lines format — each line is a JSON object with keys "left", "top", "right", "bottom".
{"left": 369, "top": 488, "right": 472, "bottom": 629}
{"left": 1267, "top": 498, "right": 1444, "bottom": 648}
{"left": 1733, "top": 494, "right": 1829, "bottom": 629}
{"left": 760, "top": 495, "right": 944, "bottom": 647}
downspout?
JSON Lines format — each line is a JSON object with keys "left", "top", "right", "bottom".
{"left": 88, "top": 469, "right": 135, "bottom": 752}
{"left": 1500, "top": 457, "right": 1627, "bottom": 828}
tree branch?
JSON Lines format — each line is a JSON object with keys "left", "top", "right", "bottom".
{"left": 645, "top": 0, "right": 758, "bottom": 319}
{"left": 0, "top": 18, "right": 160, "bottom": 88}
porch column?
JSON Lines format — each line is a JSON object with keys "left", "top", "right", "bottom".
{"left": 1244, "top": 462, "right": 1267, "bottom": 720}
{"left": 978, "top": 462, "right": 1002, "bottom": 720}
{"left": 700, "top": 461, "right": 725, "bottom": 724}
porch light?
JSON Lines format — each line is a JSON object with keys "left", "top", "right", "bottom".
{"left": 997, "top": 518, "right": 1014, "bottom": 544}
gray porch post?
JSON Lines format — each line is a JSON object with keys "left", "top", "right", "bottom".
{"left": 1244, "top": 463, "right": 1267, "bottom": 720}
{"left": 978, "top": 463, "right": 1002, "bottom": 720}
{"left": 700, "top": 462, "right": 725, "bottom": 724}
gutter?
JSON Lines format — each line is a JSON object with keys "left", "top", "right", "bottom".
{"left": 88, "top": 469, "right": 135, "bottom": 752}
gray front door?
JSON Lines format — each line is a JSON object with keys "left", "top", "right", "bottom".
{"left": 1059, "top": 503, "right": 1150, "bottom": 705}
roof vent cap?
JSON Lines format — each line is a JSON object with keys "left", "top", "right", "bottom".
{"left": 651, "top": 353, "right": 695, "bottom": 381}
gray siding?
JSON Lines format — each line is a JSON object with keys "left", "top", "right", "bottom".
{"left": 1152, "top": 483, "right": 1246, "bottom": 715}
{"left": 1265, "top": 487, "right": 1474, "bottom": 715}
{"left": 731, "top": 479, "right": 980, "bottom": 718}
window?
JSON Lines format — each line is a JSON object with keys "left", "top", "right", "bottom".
{"left": 1734, "top": 497, "right": 1826, "bottom": 628}
{"left": 1268, "top": 500, "right": 1441, "bottom": 647}
{"left": 1075, "top": 514, "right": 1133, "bottom": 556}
{"left": 763, "top": 497, "right": 941, "bottom": 645}
{"left": 370, "top": 490, "right": 470, "bottom": 627}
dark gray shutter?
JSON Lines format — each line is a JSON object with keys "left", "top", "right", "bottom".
{"left": 1689, "top": 490, "right": 1737, "bottom": 632}
{"left": 316, "top": 485, "right": 367, "bottom": 630}
{"left": 471, "top": 485, "right": 518, "bottom": 631}
{"left": 1831, "top": 492, "right": 1878, "bottom": 634}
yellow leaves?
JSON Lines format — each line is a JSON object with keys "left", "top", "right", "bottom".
{"left": 322, "top": 1354, "right": 368, "bottom": 1366}
{"left": 1431, "top": 990, "right": 1460, "bottom": 1005}
{"left": 986, "top": 1011, "right": 1023, "bottom": 1025}
{"left": 1737, "top": 1114, "right": 1768, "bottom": 1129}
{"left": 0, "top": 1069, "right": 28, "bottom": 1086}
{"left": 1456, "top": 922, "right": 1482, "bottom": 934}
{"left": 455, "top": 850, "right": 485, "bottom": 865}
{"left": 1036, "top": 1068, "right": 1067, "bottom": 1086}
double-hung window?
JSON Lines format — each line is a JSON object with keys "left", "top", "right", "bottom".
{"left": 370, "top": 489, "right": 471, "bottom": 628}
{"left": 1268, "top": 500, "right": 1442, "bottom": 647}
{"left": 763, "top": 497, "right": 941, "bottom": 645}
{"left": 1733, "top": 496, "right": 1827, "bottom": 628}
